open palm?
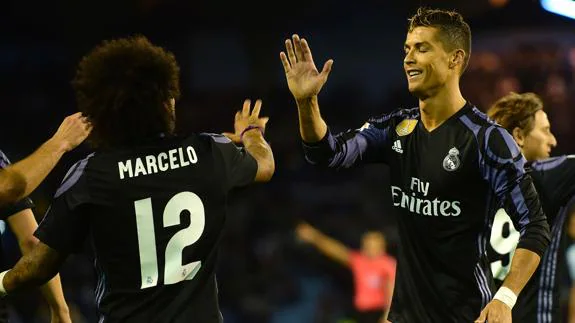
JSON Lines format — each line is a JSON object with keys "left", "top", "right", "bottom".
{"left": 280, "top": 34, "right": 333, "bottom": 100}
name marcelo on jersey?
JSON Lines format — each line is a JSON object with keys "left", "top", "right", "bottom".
{"left": 391, "top": 177, "right": 461, "bottom": 217}
{"left": 118, "top": 146, "right": 198, "bottom": 179}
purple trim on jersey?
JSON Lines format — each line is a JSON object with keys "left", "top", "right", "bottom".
{"left": 328, "top": 133, "right": 369, "bottom": 168}
{"left": 55, "top": 154, "right": 93, "bottom": 198}
{"left": 532, "top": 156, "right": 568, "bottom": 172}
{"left": 201, "top": 133, "right": 232, "bottom": 144}
{"left": 0, "top": 150, "right": 10, "bottom": 169}
{"left": 474, "top": 265, "right": 490, "bottom": 308}
{"left": 459, "top": 115, "right": 481, "bottom": 136}
{"left": 537, "top": 195, "right": 574, "bottom": 323}
{"left": 510, "top": 185, "right": 530, "bottom": 229}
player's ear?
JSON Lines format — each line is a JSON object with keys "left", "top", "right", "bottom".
{"left": 512, "top": 127, "right": 525, "bottom": 147}
{"left": 449, "top": 49, "right": 465, "bottom": 70}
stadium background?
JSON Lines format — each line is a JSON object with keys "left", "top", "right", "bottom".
{"left": 1, "top": 0, "right": 575, "bottom": 321}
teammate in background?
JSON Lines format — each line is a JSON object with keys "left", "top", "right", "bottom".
{"left": 0, "top": 151, "right": 71, "bottom": 323}
{"left": 566, "top": 210, "right": 575, "bottom": 323}
{"left": 487, "top": 92, "right": 575, "bottom": 323}
{"left": 0, "top": 113, "right": 91, "bottom": 206}
{"left": 280, "top": 7, "right": 550, "bottom": 322}
{"left": 0, "top": 36, "right": 274, "bottom": 323}
{"left": 296, "top": 222, "right": 395, "bottom": 323}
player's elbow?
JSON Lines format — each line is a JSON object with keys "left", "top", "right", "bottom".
{"left": 18, "top": 235, "right": 40, "bottom": 255}
{"left": 254, "top": 158, "right": 275, "bottom": 182}
{"left": 0, "top": 169, "right": 26, "bottom": 206}
{"left": 517, "top": 219, "right": 551, "bottom": 257}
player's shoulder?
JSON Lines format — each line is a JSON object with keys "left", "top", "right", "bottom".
{"left": 55, "top": 153, "right": 95, "bottom": 198}
{"left": 530, "top": 155, "right": 575, "bottom": 171}
{"left": 458, "top": 104, "right": 500, "bottom": 132}
{"left": 366, "top": 106, "right": 420, "bottom": 129}
{"left": 197, "top": 132, "right": 233, "bottom": 145}
{"left": 458, "top": 104, "right": 515, "bottom": 147}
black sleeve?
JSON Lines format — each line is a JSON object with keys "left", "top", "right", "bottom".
{"left": 530, "top": 155, "right": 575, "bottom": 221}
{"left": 0, "top": 150, "right": 34, "bottom": 220}
{"left": 33, "top": 161, "right": 90, "bottom": 254}
{"left": 302, "top": 109, "right": 418, "bottom": 169}
{"left": 480, "top": 127, "right": 550, "bottom": 257}
{"left": 202, "top": 134, "right": 258, "bottom": 190}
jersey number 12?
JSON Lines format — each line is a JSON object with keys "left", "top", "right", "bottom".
{"left": 134, "top": 191, "right": 205, "bottom": 289}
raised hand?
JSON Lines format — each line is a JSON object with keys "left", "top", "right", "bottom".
{"left": 280, "top": 34, "right": 334, "bottom": 100}
{"left": 50, "top": 112, "right": 92, "bottom": 152}
{"left": 223, "top": 99, "right": 269, "bottom": 144}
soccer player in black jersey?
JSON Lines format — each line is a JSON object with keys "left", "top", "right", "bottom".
{"left": 280, "top": 8, "right": 550, "bottom": 323}
{"left": 0, "top": 150, "right": 71, "bottom": 323}
{"left": 0, "top": 36, "right": 274, "bottom": 323}
{"left": 0, "top": 113, "right": 91, "bottom": 206}
{"left": 487, "top": 92, "right": 575, "bottom": 323}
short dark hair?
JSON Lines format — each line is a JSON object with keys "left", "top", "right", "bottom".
{"left": 487, "top": 92, "right": 544, "bottom": 134}
{"left": 72, "top": 35, "right": 181, "bottom": 149}
{"left": 408, "top": 7, "right": 472, "bottom": 73}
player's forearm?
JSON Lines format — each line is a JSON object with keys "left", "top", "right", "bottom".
{"left": 242, "top": 131, "right": 275, "bottom": 182}
{"left": 501, "top": 248, "right": 540, "bottom": 296}
{"left": 296, "top": 96, "right": 328, "bottom": 143}
{"left": 39, "top": 274, "right": 69, "bottom": 314}
{"left": 2, "top": 243, "right": 64, "bottom": 294}
{"left": 9, "top": 138, "right": 68, "bottom": 198}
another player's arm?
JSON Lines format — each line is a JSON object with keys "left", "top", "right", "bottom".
{"left": 222, "top": 99, "right": 274, "bottom": 183}
{"left": 7, "top": 209, "right": 70, "bottom": 319}
{"left": 0, "top": 113, "right": 91, "bottom": 205}
{"left": 241, "top": 130, "right": 274, "bottom": 182}
{"left": 296, "top": 222, "right": 350, "bottom": 266}
{"left": 0, "top": 241, "right": 66, "bottom": 294}
{"left": 478, "top": 127, "right": 550, "bottom": 320}
{"left": 280, "top": 34, "right": 393, "bottom": 168}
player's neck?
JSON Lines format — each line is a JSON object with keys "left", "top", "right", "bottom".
{"left": 418, "top": 85, "right": 466, "bottom": 132}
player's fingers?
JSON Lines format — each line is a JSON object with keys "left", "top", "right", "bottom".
{"left": 251, "top": 99, "right": 262, "bottom": 117}
{"left": 242, "top": 99, "right": 251, "bottom": 116}
{"left": 235, "top": 111, "right": 241, "bottom": 121}
{"left": 285, "top": 39, "right": 297, "bottom": 65}
{"left": 300, "top": 38, "right": 314, "bottom": 62}
{"left": 320, "top": 59, "right": 334, "bottom": 79}
{"left": 292, "top": 34, "right": 304, "bottom": 62}
{"left": 280, "top": 52, "right": 291, "bottom": 73}
{"left": 260, "top": 117, "right": 269, "bottom": 127}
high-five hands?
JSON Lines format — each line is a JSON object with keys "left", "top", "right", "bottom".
{"left": 280, "top": 34, "right": 334, "bottom": 100}
{"left": 223, "top": 99, "right": 269, "bottom": 144}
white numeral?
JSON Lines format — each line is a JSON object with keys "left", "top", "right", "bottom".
{"left": 135, "top": 191, "right": 205, "bottom": 289}
{"left": 489, "top": 208, "right": 520, "bottom": 281}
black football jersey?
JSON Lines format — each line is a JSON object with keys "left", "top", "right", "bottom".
{"left": 302, "top": 103, "right": 550, "bottom": 322}
{"left": 34, "top": 134, "right": 257, "bottom": 323}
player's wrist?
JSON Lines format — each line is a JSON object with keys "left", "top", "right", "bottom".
{"left": 240, "top": 125, "right": 264, "bottom": 142}
{"left": 0, "top": 270, "right": 9, "bottom": 297}
{"left": 493, "top": 286, "right": 517, "bottom": 309}
{"left": 45, "top": 137, "right": 70, "bottom": 155}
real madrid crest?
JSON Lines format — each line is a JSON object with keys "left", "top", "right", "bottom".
{"left": 443, "top": 147, "right": 460, "bottom": 172}
{"left": 395, "top": 119, "right": 418, "bottom": 136}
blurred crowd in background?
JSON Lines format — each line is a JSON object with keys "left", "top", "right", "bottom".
{"left": 2, "top": 0, "right": 575, "bottom": 322}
